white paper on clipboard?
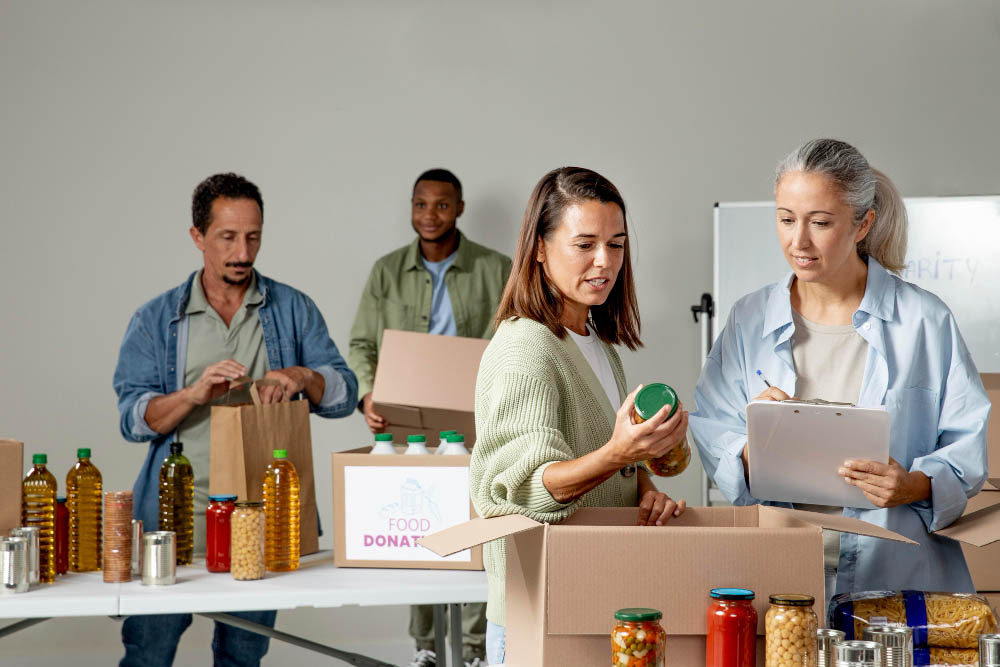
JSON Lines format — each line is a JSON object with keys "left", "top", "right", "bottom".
{"left": 747, "top": 400, "right": 891, "bottom": 509}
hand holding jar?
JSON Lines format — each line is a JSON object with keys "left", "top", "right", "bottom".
{"left": 606, "top": 385, "right": 689, "bottom": 473}
{"left": 630, "top": 383, "right": 692, "bottom": 477}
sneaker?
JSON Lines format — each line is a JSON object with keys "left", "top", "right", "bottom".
{"left": 465, "top": 659, "right": 487, "bottom": 667}
{"left": 407, "top": 649, "right": 436, "bottom": 667}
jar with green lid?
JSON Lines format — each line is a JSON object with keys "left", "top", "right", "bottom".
{"left": 632, "top": 383, "right": 691, "bottom": 477}
{"left": 612, "top": 607, "right": 665, "bottom": 667}
{"left": 765, "top": 594, "right": 818, "bottom": 667}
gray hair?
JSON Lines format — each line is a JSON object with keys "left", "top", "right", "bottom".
{"left": 775, "top": 138, "right": 907, "bottom": 274}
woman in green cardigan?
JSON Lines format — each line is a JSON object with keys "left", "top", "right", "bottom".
{"left": 471, "top": 167, "right": 689, "bottom": 665}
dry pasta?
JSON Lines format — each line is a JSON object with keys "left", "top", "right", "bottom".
{"left": 829, "top": 591, "right": 997, "bottom": 649}
{"left": 928, "top": 646, "right": 978, "bottom": 666}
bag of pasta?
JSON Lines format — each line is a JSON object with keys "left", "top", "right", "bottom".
{"left": 926, "top": 647, "right": 978, "bottom": 666}
{"left": 829, "top": 590, "right": 997, "bottom": 649}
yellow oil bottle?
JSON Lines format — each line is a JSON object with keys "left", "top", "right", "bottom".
{"left": 66, "top": 447, "right": 103, "bottom": 572}
{"left": 158, "top": 441, "right": 194, "bottom": 565}
{"left": 22, "top": 453, "right": 58, "bottom": 583}
{"left": 262, "top": 449, "right": 300, "bottom": 572}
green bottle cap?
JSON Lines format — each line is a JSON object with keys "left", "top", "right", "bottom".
{"left": 614, "top": 607, "right": 663, "bottom": 622}
{"left": 274, "top": 449, "right": 288, "bottom": 458}
{"left": 170, "top": 441, "right": 184, "bottom": 455}
{"left": 439, "top": 430, "right": 457, "bottom": 438}
{"left": 446, "top": 434, "right": 465, "bottom": 443}
{"left": 77, "top": 448, "right": 91, "bottom": 458}
{"left": 374, "top": 434, "right": 393, "bottom": 442}
{"left": 407, "top": 435, "right": 426, "bottom": 443}
{"left": 33, "top": 454, "right": 47, "bottom": 465}
{"left": 633, "top": 383, "right": 679, "bottom": 421}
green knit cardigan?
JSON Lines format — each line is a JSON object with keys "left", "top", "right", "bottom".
{"left": 470, "top": 317, "right": 639, "bottom": 626}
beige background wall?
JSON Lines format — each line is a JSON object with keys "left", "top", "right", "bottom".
{"left": 2, "top": 1, "right": 999, "bottom": 664}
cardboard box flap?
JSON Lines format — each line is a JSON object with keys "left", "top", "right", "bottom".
{"left": 935, "top": 502, "right": 1000, "bottom": 547}
{"left": 372, "top": 330, "right": 488, "bottom": 412}
{"left": 988, "top": 478, "right": 1000, "bottom": 491}
{"left": 759, "top": 506, "right": 916, "bottom": 544}
{"left": 419, "top": 514, "right": 541, "bottom": 557}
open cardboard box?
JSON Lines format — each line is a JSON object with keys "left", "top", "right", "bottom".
{"left": 332, "top": 446, "right": 482, "bottom": 570}
{"left": 937, "top": 477, "right": 1000, "bottom": 592}
{"left": 421, "top": 505, "right": 913, "bottom": 665}
{"left": 371, "top": 329, "right": 489, "bottom": 443}
{"left": 1, "top": 438, "right": 24, "bottom": 534}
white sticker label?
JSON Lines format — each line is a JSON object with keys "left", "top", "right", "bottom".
{"left": 343, "top": 466, "right": 472, "bottom": 562}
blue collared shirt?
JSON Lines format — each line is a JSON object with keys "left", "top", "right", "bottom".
{"left": 690, "top": 258, "right": 991, "bottom": 595}
{"left": 112, "top": 270, "right": 358, "bottom": 530}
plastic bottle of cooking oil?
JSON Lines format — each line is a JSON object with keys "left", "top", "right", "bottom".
{"left": 262, "top": 449, "right": 300, "bottom": 572}
{"left": 158, "top": 441, "right": 194, "bottom": 565}
{"left": 66, "top": 447, "right": 103, "bottom": 572}
{"left": 22, "top": 453, "right": 58, "bottom": 583}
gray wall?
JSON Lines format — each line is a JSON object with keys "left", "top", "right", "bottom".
{"left": 2, "top": 1, "right": 999, "bottom": 664}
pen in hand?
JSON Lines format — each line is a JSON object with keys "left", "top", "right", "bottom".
{"left": 755, "top": 369, "right": 772, "bottom": 388}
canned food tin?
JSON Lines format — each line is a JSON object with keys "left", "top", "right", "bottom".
{"left": 0, "top": 537, "right": 30, "bottom": 594}
{"left": 834, "top": 639, "right": 883, "bottom": 667}
{"left": 131, "top": 519, "right": 143, "bottom": 577}
{"left": 863, "top": 625, "right": 913, "bottom": 667}
{"left": 817, "top": 628, "right": 846, "bottom": 667}
{"left": 141, "top": 531, "right": 176, "bottom": 586}
{"left": 10, "top": 527, "right": 40, "bottom": 586}
{"left": 980, "top": 633, "right": 1000, "bottom": 667}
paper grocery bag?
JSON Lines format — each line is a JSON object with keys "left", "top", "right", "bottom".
{"left": 209, "top": 378, "right": 319, "bottom": 555}
{"left": 1, "top": 438, "right": 24, "bottom": 535}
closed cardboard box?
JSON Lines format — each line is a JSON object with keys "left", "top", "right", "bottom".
{"left": 371, "top": 330, "right": 488, "bottom": 443}
{"left": 422, "top": 505, "right": 912, "bottom": 666}
{"left": 0, "top": 438, "right": 24, "bottom": 534}
{"left": 332, "top": 446, "right": 482, "bottom": 570}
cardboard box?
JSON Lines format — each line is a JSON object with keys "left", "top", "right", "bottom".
{"left": 940, "top": 477, "right": 1000, "bottom": 592}
{"left": 0, "top": 438, "right": 24, "bottom": 534}
{"left": 421, "top": 505, "right": 912, "bottom": 666}
{"left": 985, "top": 373, "right": 1000, "bottom": 477}
{"left": 371, "top": 330, "right": 489, "bottom": 443}
{"left": 332, "top": 446, "right": 482, "bottom": 570}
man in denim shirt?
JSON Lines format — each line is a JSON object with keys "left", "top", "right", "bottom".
{"left": 113, "top": 173, "right": 357, "bottom": 666}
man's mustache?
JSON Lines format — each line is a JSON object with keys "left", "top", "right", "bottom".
{"left": 225, "top": 262, "right": 253, "bottom": 268}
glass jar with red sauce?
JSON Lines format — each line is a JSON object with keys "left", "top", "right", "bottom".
{"left": 707, "top": 588, "right": 758, "bottom": 667}
{"left": 206, "top": 494, "right": 237, "bottom": 572}
{"left": 55, "top": 496, "right": 69, "bottom": 575}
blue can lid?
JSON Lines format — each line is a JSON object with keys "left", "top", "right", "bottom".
{"left": 710, "top": 588, "right": 755, "bottom": 600}
{"left": 209, "top": 494, "right": 238, "bottom": 502}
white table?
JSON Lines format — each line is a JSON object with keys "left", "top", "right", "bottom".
{"left": 0, "top": 552, "right": 488, "bottom": 667}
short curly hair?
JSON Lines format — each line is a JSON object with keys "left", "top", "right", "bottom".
{"left": 192, "top": 173, "right": 263, "bottom": 234}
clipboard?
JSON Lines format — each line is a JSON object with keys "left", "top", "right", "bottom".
{"left": 746, "top": 399, "right": 891, "bottom": 509}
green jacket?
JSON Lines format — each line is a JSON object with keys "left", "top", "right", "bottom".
{"left": 348, "top": 232, "right": 512, "bottom": 399}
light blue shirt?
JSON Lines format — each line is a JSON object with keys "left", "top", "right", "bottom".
{"left": 422, "top": 251, "right": 458, "bottom": 336}
{"left": 690, "top": 258, "right": 991, "bottom": 596}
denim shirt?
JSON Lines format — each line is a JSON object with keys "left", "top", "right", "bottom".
{"left": 689, "top": 258, "right": 991, "bottom": 594}
{"left": 113, "top": 270, "right": 358, "bottom": 530}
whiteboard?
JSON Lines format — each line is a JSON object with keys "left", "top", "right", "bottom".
{"left": 713, "top": 196, "right": 1000, "bottom": 373}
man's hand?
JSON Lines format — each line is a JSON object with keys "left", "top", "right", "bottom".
{"left": 636, "top": 470, "right": 686, "bottom": 526}
{"left": 260, "top": 367, "right": 315, "bottom": 404}
{"left": 839, "top": 457, "right": 931, "bottom": 508}
{"left": 185, "top": 360, "right": 248, "bottom": 406}
{"left": 361, "top": 392, "right": 387, "bottom": 433}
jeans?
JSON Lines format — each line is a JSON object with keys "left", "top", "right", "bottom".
{"left": 485, "top": 621, "right": 505, "bottom": 666}
{"left": 120, "top": 610, "right": 277, "bottom": 667}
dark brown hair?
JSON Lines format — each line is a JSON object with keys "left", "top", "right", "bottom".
{"left": 494, "top": 166, "right": 641, "bottom": 350}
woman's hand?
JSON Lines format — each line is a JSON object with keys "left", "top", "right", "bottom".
{"left": 741, "top": 386, "right": 793, "bottom": 469}
{"left": 636, "top": 470, "right": 686, "bottom": 526}
{"left": 839, "top": 457, "right": 931, "bottom": 508}
{"left": 607, "top": 385, "right": 689, "bottom": 468}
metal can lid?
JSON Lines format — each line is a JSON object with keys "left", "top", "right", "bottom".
{"left": 634, "top": 383, "right": 679, "bottom": 421}
{"left": 614, "top": 608, "right": 662, "bottom": 622}
{"left": 710, "top": 588, "right": 755, "bottom": 600}
{"left": 769, "top": 594, "right": 815, "bottom": 606}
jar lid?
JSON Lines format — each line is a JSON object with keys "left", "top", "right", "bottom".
{"left": 375, "top": 434, "right": 393, "bottom": 442}
{"left": 57, "top": 496, "right": 67, "bottom": 503}
{"left": 769, "top": 594, "right": 815, "bottom": 606}
{"left": 407, "top": 435, "right": 427, "bottom": 443}
{"left": 710, "top": 588, "right": 755, "bottom": 600}
{"left": 209, "top": 494, "right": 238, "bottom": 502}
{"left": 235, "top": 501, "right": 263, "bottom": 508}
{"left": 614, "top": 608, "right": 662, "bottom": 622}
{"left": 634, "top": 383, "right": 679, "bottom": 421}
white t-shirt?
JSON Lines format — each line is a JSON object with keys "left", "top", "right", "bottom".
{"left": 567, "top": 326, "right": 621, "bottom": 411}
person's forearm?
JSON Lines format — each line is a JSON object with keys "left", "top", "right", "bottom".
{"left": 907, "top": 470, "right": 932, "bottom": 504}
{"left": 542, "top": 445, "right": 625, "bottom": 504}
{"left": 637, "top": 468, "right": 656, "bottom": 498}
{"left": 144, "top": 388, "right": 198, "bottom": 435}
{"left": 301, "top": 366, "right": 325, "bottom": 405}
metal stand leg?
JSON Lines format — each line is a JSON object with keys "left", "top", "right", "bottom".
{"left": 201, "top": 612, "right": 396, "bottom": 667}
{"left": 0, "top": 618, "right": 49, "bottom": 640}
{"left": 433, "top": 604, "right": 447, "bottom": 667}
{"left": 449, "top": 603, "right": 463, "bottom": 667}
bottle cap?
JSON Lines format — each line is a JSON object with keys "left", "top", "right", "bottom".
{"left": 374, "top": 434, "right": 393, "bottom": 442}
{"left": 273, "top": 449, "right": 288, "bottom": 458}
{"left": 407, "top": 435, "right": 427, "bottom": 443}
{"left": 32, "top": 453, "right": 47, "bottom": 465}
{"left": 77, "top": 447, "right": 91, "bottom": 458}
{"left": 439, "top": 430, "right": 457, "bottom": 438}
{"left": 170, "top": 442, "right": 184, "bottom": 455}
{"left": 446, "top": 434, "right": 465, "bottom": 443}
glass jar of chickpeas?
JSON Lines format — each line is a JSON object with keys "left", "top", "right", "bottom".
{"left": 230, "top": 501, "right": 265, "bottom": 581}
{"left": 765, "top": 594, "right": 818, "bottom": 667}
